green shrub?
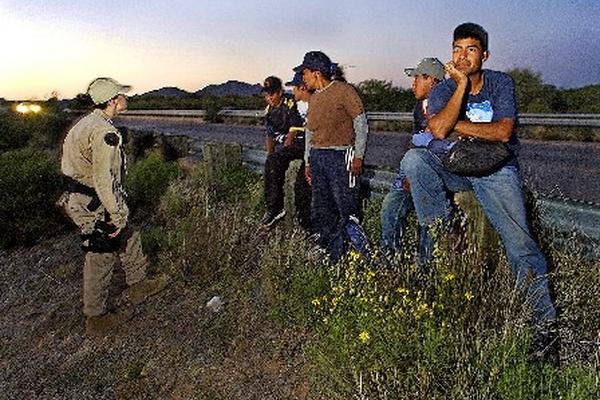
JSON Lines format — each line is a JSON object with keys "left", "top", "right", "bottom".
{"left": 204, "top": 98, "right": 223, "bottom": 123}
{"left": 147, "top": 162, "right": 264, "bottom": 286}
{"left": 261, "top": 230, "right": 329, "bottom": 327}
{"left": 125, "top": 152, "right": 180, "bottom": 212}
{"left": 0, "top": 104, "right": 71, "bottom": 152}
{"left": 145, "top": 162, "right": 600, "bottom": 399}
{"left": 210, "top": 165, "right": 262, "bottom": 206}
{"left": 0, "top": 148, "right": 64, "bottom": 248}
{"left": 183, "top": 160, "right": 263, "bottom": 212}
{"left": 0, "top": 113, "right": 30, "bottom": 151}
{"left": 140, "top": 225, "right": 172, "bottom": 258}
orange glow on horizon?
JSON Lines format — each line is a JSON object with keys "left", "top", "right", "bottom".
{"left": 0, "top": 11, "right": 267, "bottom": 100}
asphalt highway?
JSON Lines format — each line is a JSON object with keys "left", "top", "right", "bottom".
{"left": 117, "top": 116, "right": 600, "bottom": 205}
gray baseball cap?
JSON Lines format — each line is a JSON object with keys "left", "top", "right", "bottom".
{"left": 404, "top": 58, "right": 445, "bottom": 81}
{"left": 87, "top": 77, "right": 132, "bottom": 105}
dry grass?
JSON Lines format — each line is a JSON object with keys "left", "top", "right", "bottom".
{"left": 1, "top": 162, "right": 598, "bottom": 399}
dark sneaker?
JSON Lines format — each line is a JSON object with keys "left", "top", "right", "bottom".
{"left": 261, "top": 209, "right": 286, "bottom": 227}
{"left": 85, "top": 308, "right": 133, "bottom": 336}
{"left": 119, "top": 273, "right": 170, "bottom": 306}
{"left": 532, "top": 322, "right": 560, "bottom": 367}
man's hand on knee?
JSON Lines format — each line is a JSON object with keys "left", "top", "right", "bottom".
{"left": 402, "top": 178, "right": 411, "bottom": 192}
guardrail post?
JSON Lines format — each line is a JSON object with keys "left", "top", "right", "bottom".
{"left": 283, "top": 159, "right": 312, "bottom": 230}
{"left": 454, "top": 191, "right": 501, "bottom": 274}
{"left": 202, "top": 142, "right": 243, "bottom": 184}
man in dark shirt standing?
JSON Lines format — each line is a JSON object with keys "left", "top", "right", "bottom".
{"left": 261, "top": 76, "right": 304, "bottom": 227}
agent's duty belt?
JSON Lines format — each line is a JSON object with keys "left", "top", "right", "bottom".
{"left": 63, "top": 176, "right": 102, "bottom": 211}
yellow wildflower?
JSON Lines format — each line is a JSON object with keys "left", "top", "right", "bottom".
{"left": 442, "top": 273, "right": 456, "bottom": 282}
{"left": 358, "top": 330, "right": 371, "bottom": 343}
{"left": 311, "top": 298, "right": 321, "bottom": 306}
{"left": 465, "top": 291, "right": 474, "bottom": 301}
{"left": 417, "top": 302, "right": 429, "bottom": 314}
{"left": 396, "top": 287, "right": 409, "bottom": 295}
{"left": 348, "top": 250, "right": 361, "bottom": 263}
{"left": 365, "top": 269, "right": 376, "bottom": 283}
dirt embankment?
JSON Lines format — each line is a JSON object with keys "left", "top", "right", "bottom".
{"left": 0, "top": 232, "right": 311, "bottom": 400}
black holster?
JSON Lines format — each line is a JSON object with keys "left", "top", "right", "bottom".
{"left": 81, "top": 220, "right": 124, "bottom": 253}
{"left": 63, "top": 176, "right": 102, "bottom": 211}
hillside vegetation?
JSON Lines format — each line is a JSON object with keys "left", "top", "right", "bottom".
{"left": 0, "top": 84, "right": 598, "bottom": 398}
{"left": 50, "top": 68, "right": 599, "bottom": 114}
{"left": 0, "top": 155, "right": 600, "bottom": 399}
{"left": 1, "top": 148, "right": 599, "bottom": 398}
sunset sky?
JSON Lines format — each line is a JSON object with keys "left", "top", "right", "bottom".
{"left": 1, "top": 0, "right": 599, "bottom": 100}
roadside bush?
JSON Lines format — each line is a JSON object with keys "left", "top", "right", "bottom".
{"left": 298, "top": 220, "right": 600, "bottom": 399}
{"left": 125, "top": 152, "right": 180, "bottom": 213}
{"left": 150, "top": 162, "right": 264, "bottom": 286}
{"left": 146, "top": 162, "right": 600, "bottom": 399}
{"left": 204, "top": 98, "right": 223, "bottom": 123}
{"left": 0, "top": 113, "right": 30, "bottom": 151}
{"left": 175, "top": 153, "right": 263, "bottom": 212}
{"left": 138, "top": 161, "right": 254, "bottom": 260}
{"left": 0, "top": 105, "right": 71, "bottom": 152}
{"left": 208, "top": 164, "right": 262, "bottom": 207}
{"left": 0, "top": 148, "right": 64, "bottom": 248}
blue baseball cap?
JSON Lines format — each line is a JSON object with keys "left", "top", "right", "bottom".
{"left": 293, "top": 51, "right": 332, "bottom": 74}
{"left": 285, "top": 71, "right": 304, "bottom": 87}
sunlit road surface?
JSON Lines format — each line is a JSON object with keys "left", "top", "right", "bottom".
{"left": 117, "top": 116, "right": 600, "bottom": 205}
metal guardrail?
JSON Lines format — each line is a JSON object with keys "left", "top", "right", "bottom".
{"left": 242, "top": 148, "right": 600, "bottom": 242}
{"left": 123, "top": 109, "right": 207, "bottom": 117}
{"left": 122, "top": 109, "right": 600, "bottom": 127}
{"left": 518, "top": 116, "right": 600, "bottom": 127}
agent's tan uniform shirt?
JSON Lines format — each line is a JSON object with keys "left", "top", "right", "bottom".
{"left": 61, "top": 109, "right": 128, "bottom": 229}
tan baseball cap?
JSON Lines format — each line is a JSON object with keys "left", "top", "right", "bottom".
{"left": 87, "top": 77, "right": 132, "bottom": 105}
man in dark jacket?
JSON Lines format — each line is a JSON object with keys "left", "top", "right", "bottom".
{"left": 261, "top": 76, "right": 304, "bottom": 226}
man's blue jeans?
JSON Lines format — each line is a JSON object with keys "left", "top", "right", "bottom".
{"left": 380, "top": 182, "right": 433, "bottom": 268}
{"left": 310, "top": 149, "right": 366, "bottom": 262}
{"left": 401, "top": 148, "right": 557, "bottom": 324}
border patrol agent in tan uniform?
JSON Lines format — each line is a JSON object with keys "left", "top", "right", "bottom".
{"left": 60, "top": 77, "right": 168, "bottom": 336}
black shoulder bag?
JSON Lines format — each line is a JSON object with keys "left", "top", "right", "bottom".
{"left": 443, "top": 137, "right": 513, "bottom": 177}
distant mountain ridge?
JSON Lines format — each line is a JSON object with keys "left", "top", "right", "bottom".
{"left": 138, "top": 80, "right": 262, "bottom": 98}
{"left": 196, "top": 80, "right": 262, "bottom": 97}
{"left": 140, "top": 87, "right": 191, "bottom": 98}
